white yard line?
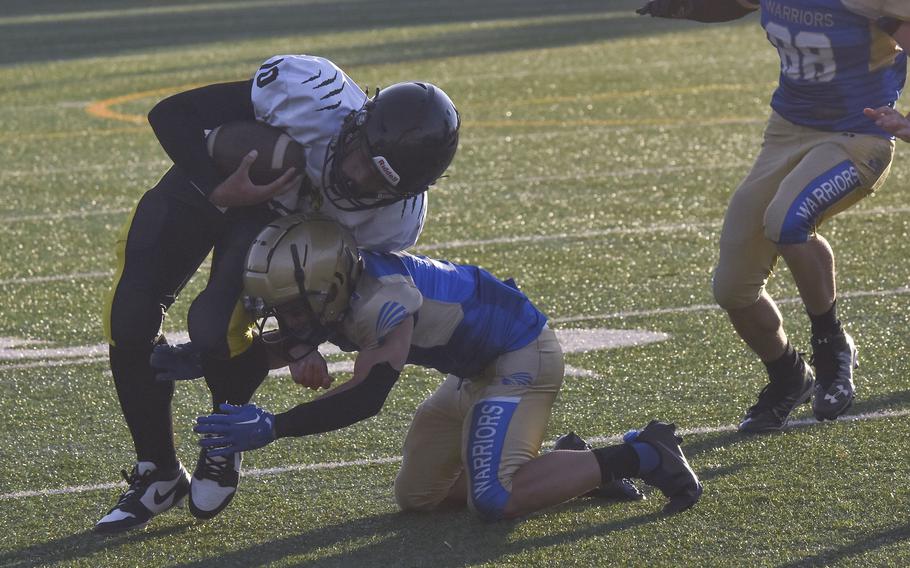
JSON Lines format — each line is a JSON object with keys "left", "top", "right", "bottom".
{"left": 2, "top": 203, "right": 909, "bottom": 287}
{"left": 553, "top": 285, "right": 910, "bottom": 323}
{"left": 3, "top": 407, "right": 908, "bottom": 501}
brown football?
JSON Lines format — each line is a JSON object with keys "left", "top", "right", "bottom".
{"left": 206, "top": 120, "right": 306, "bottom": 185}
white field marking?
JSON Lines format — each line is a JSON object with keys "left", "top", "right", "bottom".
{"left": 0, "top": 271, "right": 113, "bottom": 286}
{"left": 416, "top": 222, "right": 713, "bottom": 251}
{"left": 0, "top": 161, "right": 743, "bottom": 219}
{"left": 0, "top": 154, "right": 903, "bottom": 224}
{"left": 1, "top": 200, "right": 906, "bottom": 285}
{"left": 2, "top": 359, "right": 594, "bottom": 379}
{"left": 1, "top": 161, "right": 166, "bottom": 179}
{"left": 417, "top": 204, "right": 910, "bottom": 252}
{"left": 0, "top": 101, "right": 91, "bottom": 112}
{"left": 3, "top": 196, "right": 903, "bottom": 285}
{"left": 1, "top": 284, "right": 907, "bottom": 363}
{"left": 553, "top": 285, "right": 910, "bottom": 323}
{"left": 3, "top": 407, "right": 909, "bottom": 501}
{"left": 0, "top": 4, "right": 631, "bottom": 27}
{"left": 0, "top": 329, "right": 665, "bottom": 367}
{"left": 582, "top": 408, "right": 910, "bottom": 447}
{"left": 0, "top": 208, "right": 132, "bottom": 224}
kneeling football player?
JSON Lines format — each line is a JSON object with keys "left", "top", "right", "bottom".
{"left": 163, "top": 216, "right": 702, "bottom": 520}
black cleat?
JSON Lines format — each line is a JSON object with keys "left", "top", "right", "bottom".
{"left": 94, "top": 462, "right": 190, "bottom": 534}
{"left": 738, "top": 357, "right": 814, "bottom": 433}
{"left": 810, "top": 331, "right": 857, "bottom": 421}
{"left": 628, "top": 421, "right": 702, "bottom": 514}
{"left": 553, "top": 432, "right": 644, "bottom": 501}
{"left": 188, "top": 448, "right": 242, "bottom": 520}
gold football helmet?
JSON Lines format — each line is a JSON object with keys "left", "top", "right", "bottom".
{"left": 244, "top": 215, "right": 361, "bottom": 345}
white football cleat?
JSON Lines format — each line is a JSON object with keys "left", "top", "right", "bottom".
{"left": 189, "top": 449, "right": 242, "bottom": 519}
{"left": 94, "top": 461, "right": 190, "bottom": 534}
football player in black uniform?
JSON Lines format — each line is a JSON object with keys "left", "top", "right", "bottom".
{"left": 95, "top": 54, "right": 459, "bottom": 533}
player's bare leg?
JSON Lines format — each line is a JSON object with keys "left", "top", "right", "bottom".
{"left": 729, "top": 292, "right": 814, "bottom": 433}
{"left": 726, "top": 291, "right": 788, "bottom": 363}
{"left": 500, "top": 450, "right": 602, "bottom": 518}
{"left": 778, "top": 236, "right": 835, "bottom": 316}
{"left": 779, "top": 235, "right": 857, "bottom": 420}
{"left": 499, "top": 424, "right": 701, "bottom": 518}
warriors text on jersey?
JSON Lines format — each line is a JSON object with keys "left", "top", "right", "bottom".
{"left": 250, "top": 55, "right": 426, "bottom": 252}
{"left": 756, "top": 0, "right": 906, "bottom": 136}
{"left": 339, "top": 251, "right": 548, "bottom": 378}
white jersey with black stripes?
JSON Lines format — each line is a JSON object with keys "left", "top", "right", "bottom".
{"left": 250, "top": 54, "right": 427, "bottom": 252}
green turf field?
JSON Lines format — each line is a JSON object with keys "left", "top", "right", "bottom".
{"left": 2, "top": 1, "right": 910, "bottom": 566}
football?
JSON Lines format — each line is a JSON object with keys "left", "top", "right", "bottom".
{"left": 206, "top": 120, "right": 306, "bottom": 185}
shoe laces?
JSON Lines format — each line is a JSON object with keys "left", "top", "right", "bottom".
{"left": 200, "top": 452, "right": 233, "bottom": 481}
{"left": 115, "top": 466, "right": 153, "bottom": 505}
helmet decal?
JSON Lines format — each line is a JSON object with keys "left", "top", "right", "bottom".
{"left": 372, "top": 156, "right": 401, "bottom": 186}
{"left": 323, "top": 81, "right": 460, "bottom": 211}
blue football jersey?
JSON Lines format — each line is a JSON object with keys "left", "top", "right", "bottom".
{"left": 341, "top": 251, "right": 548, "bottom": 378}
{"left": 760, "top": 0, "right": 906, "bottom": 136}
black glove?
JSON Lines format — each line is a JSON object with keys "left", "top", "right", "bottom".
{"left": 150, "top": 341, "right": 204, "bottom": 381}
{"left": 636, "top": 0, "right": 692, "bottom": 18}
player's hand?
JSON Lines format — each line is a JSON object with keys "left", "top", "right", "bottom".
{"left": 636, "top": 0, "right": 692, "bottom": 18}
{"left": 195, "top": 403, "right": 276, "bottom": 457}
{"left": 151, "top": 342, "right": 204, "bottom": 381}
{"left": 208, "top": 150, "right": 303, "bottom": 208}
{"left": 289, "top": 349, "right": 333, "bottom": 391}
{"left": 864, "top": 106, "right": 910, "bottom": 142}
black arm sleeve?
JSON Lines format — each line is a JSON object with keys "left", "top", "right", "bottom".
{"left": 273, "top": 362, "right": 401, "bottom": 438}
{"left": 688, "top": 0, "right": 756, "bottom": 22}
{"left": 147, "top": 79, "right": 255, "bottom": 199}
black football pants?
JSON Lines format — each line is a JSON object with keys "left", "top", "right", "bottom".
{"left": 104, "top": 166, "right": 272, "bottom": 467}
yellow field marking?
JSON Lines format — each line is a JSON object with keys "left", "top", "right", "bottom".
{"left": 82, "top": 81, "right": 767, "bottom": 129}
{"left": 85, "top": 84, "right": 204, "bottom": 125}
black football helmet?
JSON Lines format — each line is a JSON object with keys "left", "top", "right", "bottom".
{"left": 323, "top": 82, "right": 460, "bottom": 210}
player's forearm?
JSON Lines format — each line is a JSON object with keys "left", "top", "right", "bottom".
{"left": 148, "top": 79, "right": 255, "bottom": 198}
{"left": 273, "top": 362, "right": 400, "bottom": 437}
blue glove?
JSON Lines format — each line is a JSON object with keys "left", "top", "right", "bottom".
{"left": 151, "top": 342, "right": 204, "bottom": 381}
{"left": 194, "top": 403, "right": 276, "bottom": 457}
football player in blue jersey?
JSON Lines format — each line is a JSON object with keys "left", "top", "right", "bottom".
{"left": 637, "top": 0, "right": 910, "bottom": 432}
{"left": 96, "top": 54, "right": 459, "bottom": 533}
{"left": 175, "top": 216, "right": 703, "bottom": 520}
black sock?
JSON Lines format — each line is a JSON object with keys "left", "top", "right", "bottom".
{"left": 808, "top": 300, "right": 841, "bottom": 338}
{"left": 203, "top": 339, "right": 270, "bottom": 412}
{"left": 110, "top": 342, "right": 179, "bottom": 469}
{"left": 764, "top": 342, "right": 802, "bottom": 384}
{"left": 591, "top": 444, "right": 639, "bottom": 485}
